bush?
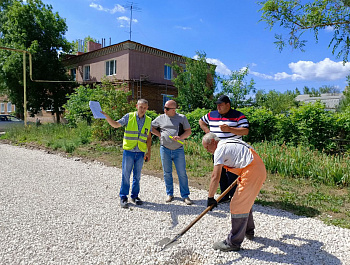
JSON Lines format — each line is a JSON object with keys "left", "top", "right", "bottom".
{"left": 183, "top": 108, "right": 211, "bottom": 142}
{"left": 239, "top": 107, "right": 276, "bottom": 143}
{"left": 63, "top": 85, "right": 95, "bottom": 126}
{"left": 64, "top": 78, "right": 135, "bottom": 141}
{"left": 286, "top": 101, "right": 336, "bottom": 150}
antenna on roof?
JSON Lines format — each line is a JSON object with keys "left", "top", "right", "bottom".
{"left": 123, "top": 2, "right": 141, "bottom": 41}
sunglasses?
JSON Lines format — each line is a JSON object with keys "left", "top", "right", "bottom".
{"left": 164, "top": 107, "right": 176, "bottom": 111}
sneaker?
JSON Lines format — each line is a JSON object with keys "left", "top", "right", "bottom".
{"left": 120, "top": 198, "right": 128, "bottom": 208}
{"left": 131, "top": 197, "right": 143, "bottom": 205}
{"left": 245, "top": 233, "right": 254, "bottom": 240}
{"left": 165, "top": 195, "right": 174, "bottom": 203}
{"left": 184, "top": 197, "right": 193, "bottom": 205}
{"left": 213, "top": 240, "right": 240, "bottom": 252}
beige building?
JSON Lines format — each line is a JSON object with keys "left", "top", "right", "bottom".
{"left": 62, "top": 40, "right": 189, "bottom": 113}
{"left": 0, "top": 96, "right": 15, "bottom": 115}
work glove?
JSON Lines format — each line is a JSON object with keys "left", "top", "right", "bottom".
{"left": 207, "top": 197, "right": 218, "bottom": 210}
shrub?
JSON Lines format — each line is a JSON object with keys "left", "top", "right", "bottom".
{"left": 239, "top": 106, "right": 276, "bottom": 143}
{"left": 64, "top": 78, "right": 135, "bottom": 141}
{"left": 286, "top": 101, "right": 336, "bottom": 150}
{"left": 183, "top": 108, "right": 211, "bottom": 141}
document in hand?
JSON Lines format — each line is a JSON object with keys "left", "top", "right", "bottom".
{"left": 89, "top": 101, "right": 106, "bottom": 119}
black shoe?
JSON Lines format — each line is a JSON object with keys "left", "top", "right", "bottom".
{"left": 120, "top": 198, "right": 129, "bottom": 208}
{"left": 131, "top": 197, "right": 143, "bottom": 205}
{"left": 245, "top": 233, "right": 254, "bottom": 240}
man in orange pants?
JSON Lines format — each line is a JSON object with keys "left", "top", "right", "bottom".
{"left": 202, "top": 133, "right": 266, "bottom": 251}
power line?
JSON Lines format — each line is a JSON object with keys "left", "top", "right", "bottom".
{"left": 123, "top": 2, "right": 141, "bottom": 41}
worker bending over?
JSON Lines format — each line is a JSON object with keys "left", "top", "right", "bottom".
{"left": 202, "top": 133, "right": 266, "bottom": 251}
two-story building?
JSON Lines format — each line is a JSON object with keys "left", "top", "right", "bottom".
{"left": 63, "top": 40, "right": 188, "bottom": 113}
{"left": 0, "top": 96, "right": 15, "bottom": 114}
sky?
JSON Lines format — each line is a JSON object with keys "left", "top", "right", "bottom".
{"left": 41, "top": 0, "right": 350, "bottom": 94}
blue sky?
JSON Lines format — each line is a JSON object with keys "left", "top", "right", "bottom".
{"left": 42, "top": 0, "right": 350, "bottom": 94}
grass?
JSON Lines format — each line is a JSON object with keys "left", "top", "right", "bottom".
{"left": 1, "top": 123, "right": 349, "bottom": 229}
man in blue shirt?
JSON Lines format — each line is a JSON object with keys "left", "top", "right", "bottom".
{"left": 102, "top": 99, "right": 152, "bottom": 208}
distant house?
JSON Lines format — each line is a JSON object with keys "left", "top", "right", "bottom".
{"left": 0, "top": 96, "right": 15, "bottom": 115}
{"left": 295, "top": 93, "right": 344, "bottom": 111}
{"left": 62, "top": 40, "right": 191, "bottom": 113}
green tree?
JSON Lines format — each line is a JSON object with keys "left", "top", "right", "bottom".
{"left": 63, "top": 78, "right": 135, "bottom": 141}
{"left": 319, "top": 85, "right": 341, "bottom": 94}
{"left": 255, "top": 89, "right": 298, "bottom": 114}
{"left": 338, "top": 75, "right": 350, "bottom": 111}
{"left": 219, "top": 66, "right": 256, "bottom": 109}
{"left": 0, "top": 0, "right": 73, "bottom": 122}
{"left": 258, "top": 0, "right": 350, "bottom": 62}
{"left": 172, "top": 51, "right": 217, "bottom": 112}
{"left": 70, "top": 36, "right": 98, "bottom": 54}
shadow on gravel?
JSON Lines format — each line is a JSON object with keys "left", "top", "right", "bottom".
{"left": 138, "top": 198, "right": 228, "bottom": 229}
{"left": 221, "top": 234, "right": 341, "bottom": 265}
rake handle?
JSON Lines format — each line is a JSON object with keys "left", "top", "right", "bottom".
{"left": 177, "top": 177, "right": 238, "bottom": 237}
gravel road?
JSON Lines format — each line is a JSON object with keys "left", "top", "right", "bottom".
{"left": 0, "top": 143, "right": 349, "bottom": 265}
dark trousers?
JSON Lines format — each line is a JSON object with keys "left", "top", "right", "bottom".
{"left": 227, "top": 208, "right": 255, "bottom": 247}
{"left": 220, "top": 167, "right": 238, "bottom": 201}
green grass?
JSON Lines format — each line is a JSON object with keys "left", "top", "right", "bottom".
{"left": 1, "top": 123, "right": 349, "bottom": 229}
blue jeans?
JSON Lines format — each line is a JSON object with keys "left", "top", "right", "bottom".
{"left": 160, "top": 146, "right": 190, "bottom": 198}
{"left": 120, "top": 150, "right": 144, "bottom": 200}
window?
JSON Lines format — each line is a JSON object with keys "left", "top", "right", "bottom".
{"left": 164, "top": 65, "right": 172, "bottom": 80}
{"left": 70, "top": 68, "right": 76, "bottom": 81}
{"left": 0, "top": 103, "right": 4, "bottom": 113}
{"left": 7, "top": 102, "right": 12, "bottom": 112}
{"left": 84, "top": 65, "right": 90, "bottom": 80}
{"left": 105, "top": 60, "right": 116, "bottom": 76}
{"left": 162, "top": 94, "right": 174, "bottom": 107}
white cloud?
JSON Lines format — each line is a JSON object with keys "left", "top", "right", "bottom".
{"left": 175, "top": 26, "right": 192, "bottom": 30}
{"left": 324, "top": 26, "right": 334, "bottom": 32}
{"left": 250, "top": 58, "right": 350, "bottom": 81}
{"left": 90, "top": 3, "right": 125, "bottom": 14}
{"left": 191, "top": 55, "right": 230, "bottom": 75}
{"left": 117, "top": 16, "right": 138, "bottom": 28}
{"left": 206, "top": 58, "right": 231, "bottom": 76}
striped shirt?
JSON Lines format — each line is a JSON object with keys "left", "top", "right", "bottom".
{"left": 200, "top": 109, "right": 249, "bottom": 140}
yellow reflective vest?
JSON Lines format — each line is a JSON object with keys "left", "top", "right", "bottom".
{"left": 123, "top": 112, "right": 151, "bottom": 152}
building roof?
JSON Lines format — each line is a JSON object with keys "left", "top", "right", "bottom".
{"left": 62, "top": 40, "right": 186, "bottom": 66}
{"left": 295, "top": 93, "right": 344, "bottom": 110}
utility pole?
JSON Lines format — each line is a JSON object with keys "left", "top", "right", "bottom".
{"left": 123, "top": 2, "right": 141, "bottom": 41}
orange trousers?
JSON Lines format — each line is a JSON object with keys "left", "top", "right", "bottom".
{"left": 224, "top": 148, "right": 266, "bottom": 215}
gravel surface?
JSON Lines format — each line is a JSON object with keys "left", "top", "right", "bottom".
{"left": 0, "top": 143, "right": 349, "bottom": 265}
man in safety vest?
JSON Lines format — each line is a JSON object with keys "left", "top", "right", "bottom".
{"left": 102, "top": 99, "right": 152, "bottom": 208}
{"left": 202, "top": 133, "right": 266, "bottom": 251}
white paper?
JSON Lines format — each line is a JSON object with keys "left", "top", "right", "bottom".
{"left": 89, "top": 101, "right": 106, "bottom": 119}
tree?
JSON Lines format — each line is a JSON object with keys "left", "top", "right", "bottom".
{"left": 319, "top": 85, "right": 341, "bottom": 94}
{"left": 0, "top": 0, "right": 74, "bottom": 122}
{"left": 301, "top": 85, "right": 340, "bottom": 96}
{"left": 219, "top": 66, "right": 256, "bottom": 109}
{"left": 171, "top": 51, "right": 217, "bottom": 112}
{"left": 70, "top": 36, "right": 98, "bottom": 54}
{"left": 338, "top": 75, "right": 350, "bottom": 111}
{"left": 258, "top": 0, "right": 350, "bottom": 62}
{"left": 255, "top": 89, "right": 299, "bottom": 114}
